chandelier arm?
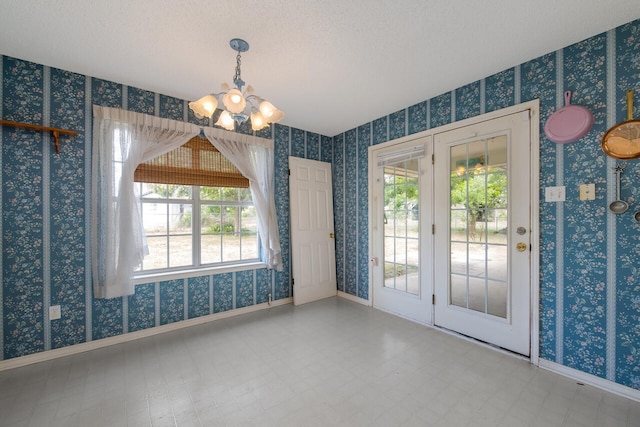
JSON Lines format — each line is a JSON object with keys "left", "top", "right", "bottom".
{"left": 244, "top": 94, "right": 260, "bottom": 103}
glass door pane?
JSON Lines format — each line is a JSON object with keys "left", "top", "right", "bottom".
{"left": 449, "top": 136, "right": 508, "bottom": 318}
{"left": 383, "top": 159, "right": 420, "bottom": 296}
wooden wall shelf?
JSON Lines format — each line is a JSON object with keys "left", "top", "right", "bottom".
{"left": 0, "top": 120, "right": 78, "bottom": 154}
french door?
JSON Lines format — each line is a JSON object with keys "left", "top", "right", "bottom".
{"left": 369, "top": 139, "right": 432, "bottom": 324}
{"left": 433, "top": 110, "right": 531, "bottom": 356}
{"left": 369, "top": 106, "right": 535, "bottom": 356}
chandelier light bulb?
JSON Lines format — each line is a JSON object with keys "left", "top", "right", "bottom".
{"left": 258, "top": 101, "right": 284, "bottom": 123}
{"left": 250, "top": 110, "right": 267, "bottom": 131}
{"left": 258, "top": 101, "right": 275, "bottom": 118}
{"left": 188, "top": 95, "right": 218, "bottom": 119}
{"left": 215, "top": 110, "right": 235, "bottom": 131}
{"left": 223, "top": 89, "right": 247, "bottom": 114}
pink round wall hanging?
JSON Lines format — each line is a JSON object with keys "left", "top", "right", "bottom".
{"left": 544, "top": 91, "right": 594, "bottom": 144}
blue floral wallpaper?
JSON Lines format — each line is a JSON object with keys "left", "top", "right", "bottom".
{"left": 1, "top": 18, "right": 640, "bottom": 394}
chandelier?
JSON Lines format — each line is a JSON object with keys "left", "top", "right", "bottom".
{"left": 189, "top": 38, "right": 284, "bottom": 131}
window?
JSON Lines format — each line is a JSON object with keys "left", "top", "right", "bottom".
{"left": 134, "top": 136, "right": 260, "bottom": 273}
{"left": 136, "top": 184, "right": 259, "bottom": 272}
{"left": 93, "top": 106, "right": 280, "bottom": 299}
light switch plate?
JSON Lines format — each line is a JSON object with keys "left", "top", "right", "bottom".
{"left": 545, "top": 186, "right": 566, "bottom": 202}
{"left": 49, "top": 305, "right": 61, "bottom": 320}
{"left": 579, "top": 183, "right": 596, "bottom": 201}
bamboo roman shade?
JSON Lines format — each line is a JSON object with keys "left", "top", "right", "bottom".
{"left": 134, "top": 136, "right": 249, "bottom": 188}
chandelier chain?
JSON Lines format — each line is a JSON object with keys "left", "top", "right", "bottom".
{"left": 234, "top": 52, "right": 242, "bottom": 85}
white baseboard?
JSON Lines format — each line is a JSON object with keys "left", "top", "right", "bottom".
{"left": 337, "top": 291, "right": 371, "bottom": 306}
{"left": 0, "top": 298, "right": 292, "bottom": 372}
{"left": 538, "top": 359, "right": 640, "bottom": 403}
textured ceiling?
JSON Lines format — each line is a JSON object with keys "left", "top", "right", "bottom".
{"left": 1, "top": 1, "right": 639, "bottom": 136}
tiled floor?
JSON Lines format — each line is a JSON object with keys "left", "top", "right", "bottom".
{"left": 1, "top": 297, "right": 639, "bottom": 427}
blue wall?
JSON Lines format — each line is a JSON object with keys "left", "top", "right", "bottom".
{"left": 1, "top": 19, "right": 639, "bottom": 393}
{"left": 333, "top": 20, "right": 640, "bottom": 390}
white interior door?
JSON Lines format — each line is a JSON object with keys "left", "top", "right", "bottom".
{"left": 369, "top": 139, "right": 432, "bottom": 324}
{"left": 289, "top": 156, "right": 337, "bottom": 305}
{"left": 433, "top": 111, "right": 531, "bottom": 355}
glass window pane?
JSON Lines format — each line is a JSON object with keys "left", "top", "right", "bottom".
{"left": 450, "top": 241, "right": 468, "bottom": 276}
{"left": 467, "top": 276, "right": 487, "bottom": 314}
{"left": 486, "top": 209, "right": 508, "bottom": 243}
{"left": 144, "top": 184, "right": 192, "bottom": 199}
{"left": 222, "top": 234, "right": 241, "bottom": 262}
{"left": 201, "top": 205, "right": 221, "bottom": 234}
{"left": 487, "top": 280, "right": 507, "bottom": 318}
{"left": 220, "top": 188, "right": 239, "bottom": 202}
{"left": 487, "top": 135, "right": 507, "bottom": 168}
{"left": 392, "top": 216, "right": 406, "bottom": 237}
{"left": 201, "top": 187, "right": 221, "bottom": 201}
{"left": 467, "top": 243, "right": 486, "bottom": 278}
{"left": 241, "top": 206, "right": 257, "bottom": 233}
{"left": 143, "top": 204, "right": 168, "bottom": 236}
{"left": 467, "top": 173, "right": 487, "bottom": 206}
{"left": 241, "top": 232, "right": 259, "bottom": 260}
{"left": 238, "top": 188, "right": 252, "bottom": 202}
{"left": 486, "top": 171, "right": 507, "bottom": 209}
{"left": 168, "top": 235, "right": 192, "bottom": 267}
{"left": 450, "top": 210, "right": 468, "bottom": 242}
{"left": 240, "top": 206, "right": 259, "bottom": 260}
{"left": 384, "top": 262, "right": 397, "bottom": 290}
{"left": 169, "top": 203, "right": 192, "bottom": 233}
{"left": 468, "top": 139, "right": 486, "bottom": 165}
{"left": 450, "top": 144, "right": 468, "bottom": 173}
{"left": 450, "top": 172, "right": 467, "bottom": 207}
{"left": 487, "top": 245, "right": 508, "bottom": 282}
{"left": 201, "top": 234, "right": 222, "bottom": 264}
{"left": 395, "top": 237, "right": 407, "bottom": 264}
{"left": 450, "top": 274, "right": 467, "bottom": 308}
{"left": 222, "top": 206, "right": 238, "bottom": 233}
{"left": 144, "top": 236, "right": 168, "bottom": 270}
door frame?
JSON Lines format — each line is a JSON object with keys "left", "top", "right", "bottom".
{"left": 368, "top": 100, "right": 540, "bottom": 363}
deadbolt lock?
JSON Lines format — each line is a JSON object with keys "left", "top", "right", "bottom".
{"left": 516, "top": 242, "right": 527, "bottom": 252}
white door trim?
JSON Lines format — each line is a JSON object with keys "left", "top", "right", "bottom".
{"left": 368, "top": 100, "right": 540, "bottom": 362}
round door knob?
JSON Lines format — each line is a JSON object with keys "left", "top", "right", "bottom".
{"left": 516, "top": 242, "right": 527, "bottom": 252}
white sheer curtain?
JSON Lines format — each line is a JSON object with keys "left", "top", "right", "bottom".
{"left": 202, "top": 127, "right": 283, "bottom": 271}
{"left": 92, "top": 106, "right": 282, "bottom": 299}
{"left": 92, "top": 106, "right": 201, "bottom": 298}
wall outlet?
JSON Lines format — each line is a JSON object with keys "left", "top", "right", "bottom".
{"left": 545, "top": 186, "right": 566, "bottom": 202}
{"left": 579, "top": 183, "right": 595, "bottom": 201}
{"left": 49, "top": 305, "right": 61, "bottom": 320}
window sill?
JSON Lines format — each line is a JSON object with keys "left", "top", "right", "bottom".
{"left": 134, "top": 261, "right": 267, "bottom": 285}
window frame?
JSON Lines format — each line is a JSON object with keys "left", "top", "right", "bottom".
{"left": 134, "top": 182, "right": 264, "bottom": 284}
